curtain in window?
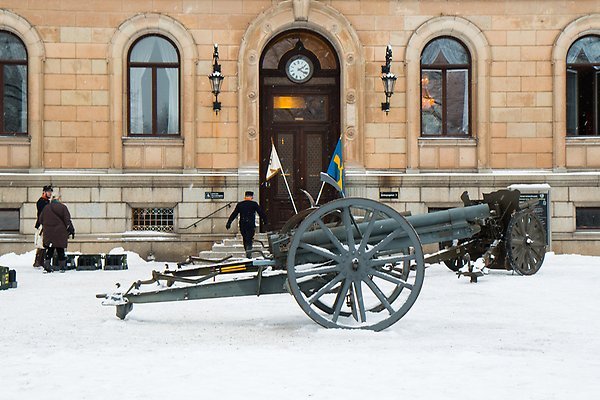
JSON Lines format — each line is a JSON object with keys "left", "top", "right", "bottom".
{"left": 567, "top": 36, "right": 600, "bottom": 64}
{"left": 421, "top": 38, "right": 469, "bottom": 65}
{"left": 129, "top": 35, "right": 179, "bottom": 135}
{"left": 157, "top": 68, "right": 178, "bottom": 134}
{"left": 3, "top": 65, "right": 27, "bottom": 133}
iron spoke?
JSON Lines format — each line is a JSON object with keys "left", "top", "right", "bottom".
{"left": 369, "top": 268, "right": 414, "bottom": 290}
{"left": 364, "top": 277, "right": 395, "bottom": 315}
{"left": 316, "top": 218, "right": 347, "bottom": 255}
{"left": 369, "top": 254, "right": 415, "bottom": 267}
{"left": 298, "top": 242, "right": 342, "bottom": 263}
{"left": 341, "top": 206, "right": 356, "bottom": 251}
{"left": 308, "top": 273, "right": 345, "bottom": 305}
{"left": 358, "top": 210, "right": 379, "bottom": 253}
{"left": 295, "top": 263, "right": 340, "bottom": 278}
{"left": 353, "top": 281, "right": 367, "bottom": 323}
{"left": 365, "top": 227, "right": 404, "bottom": 258}
{"left": 332, "top": 278, "right": 352, "bottom": 323}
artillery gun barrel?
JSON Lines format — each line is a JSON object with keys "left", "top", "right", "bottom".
{"left": 275, "top": 203, "right": 490, "bottom": 262}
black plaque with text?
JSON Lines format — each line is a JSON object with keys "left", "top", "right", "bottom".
{"left": 205, "top": 191, "right": 225, "bottom": 200}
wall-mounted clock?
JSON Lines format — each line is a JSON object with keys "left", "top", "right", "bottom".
{"left": 285, "top": 55, "right": 314, "bottom": 83}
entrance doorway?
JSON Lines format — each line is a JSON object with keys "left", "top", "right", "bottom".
{"left": 259, "top": 31, "right": 340, "bottom": 230}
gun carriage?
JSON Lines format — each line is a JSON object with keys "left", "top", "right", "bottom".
{"left": 98, "top": 189, "right": 546, "bottom": 331}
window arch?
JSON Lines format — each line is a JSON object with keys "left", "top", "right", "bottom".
{"left": 127, "top": 34, "right": 180, "bottom": 136}
{"left": 0, "top": 31, "right": 27, "bottom": 135}
{"left": 420, "top": 37, "right": 471, "bottom": 137}
{"left": 566, "top": 35, "right": 600, "bottom": 136}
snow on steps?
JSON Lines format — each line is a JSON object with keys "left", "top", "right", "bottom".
{"left": 198, "top": 233, "right": 270, "bottom": 260}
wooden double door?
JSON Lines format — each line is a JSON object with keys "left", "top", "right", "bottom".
{"left": 260, "top": 84, "right": 340, "bottom": 230}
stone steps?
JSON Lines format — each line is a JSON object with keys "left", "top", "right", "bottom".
{"left": 198, "top": 234, "right": 270, "bottom": 260}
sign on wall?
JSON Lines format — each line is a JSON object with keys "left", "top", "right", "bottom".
{"left": 205, "top": 191, "right": 225, "bottom": 200}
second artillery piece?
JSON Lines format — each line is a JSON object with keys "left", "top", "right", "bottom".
{"left": 98, "top": 189, "right": 546, "bottom": 331}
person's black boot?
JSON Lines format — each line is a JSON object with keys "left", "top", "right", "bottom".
{"left": 33, "top": 249, "right": 45, "bottom": 268}
{"left": 43, "top": 259, "right": 52, "bottom": 273}
{"left": 58, "top": 259, "right": 67, "bottom": 273}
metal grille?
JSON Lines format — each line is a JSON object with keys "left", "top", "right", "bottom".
{"left": 277, "top": 134, "right": 294, "bottom": 197}
{"left": 132, "top": 207, "right": 174, "bottom": 232}
{"left": 306, "top": 134, "right": 322, "bottom": 196}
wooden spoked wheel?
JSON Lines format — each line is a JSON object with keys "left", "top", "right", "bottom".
{"left": 506, "top": 210, "right": 547, "bottom": 275}
{"left": 286, "top": 198, "right": 425, "bottom": 331}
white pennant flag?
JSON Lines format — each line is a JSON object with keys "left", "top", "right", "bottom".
{"left": 266, "top": 142, "right": 283, "bottom": 181}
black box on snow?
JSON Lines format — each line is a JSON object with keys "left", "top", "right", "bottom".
{"left": 76, "top": 254, "right": 103, "bottom": 271}
{"left": 104, "top": 254, "right": 128, "bottom": 270}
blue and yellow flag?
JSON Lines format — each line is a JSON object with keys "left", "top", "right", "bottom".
{"left": 326, "top": 137, "right": 344, "bottom": 194}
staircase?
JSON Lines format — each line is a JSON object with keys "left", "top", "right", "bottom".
{"left": 198, "top": 233, "right": 270, "bottom": 260}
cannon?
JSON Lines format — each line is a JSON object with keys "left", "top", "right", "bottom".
{"left": 98, "top": 189, "right": 546, "bottom": 331}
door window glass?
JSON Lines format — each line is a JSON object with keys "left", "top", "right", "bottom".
{"left": 273, "top": 95, "right": 327, "bottom": 122}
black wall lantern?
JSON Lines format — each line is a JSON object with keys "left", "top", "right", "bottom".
{"left": 381, "top": 45, "right": 397, "bottom": 114}
{"left": 208, "top": 44, "right": 224, "bottom": 114}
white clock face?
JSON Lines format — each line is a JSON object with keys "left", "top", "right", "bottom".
{"left": 286, "top": 56, "right": 313, "bottom": 83}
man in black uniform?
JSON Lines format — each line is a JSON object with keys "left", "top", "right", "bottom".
{"left": 226, "top": 191, "right": 267, "bottom": 258}
{"left": 33, "top": 185, "right": 53, "bottom": 268}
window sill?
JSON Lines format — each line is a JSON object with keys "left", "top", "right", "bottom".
{"left": 566, "top": 137, "right": 600, "bottom": 145}
{"left": 122, "top": 136, "right": 184, "bottom": 146}
{"left": 418, "top": 137, "right": 476, "bottom": 146}
{"left": 0, "top": 135, "right": 30, "bottom": 145}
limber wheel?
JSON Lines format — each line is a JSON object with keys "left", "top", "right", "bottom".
{"left": 439, "top": 240, "right": 462, "bottom": 272}
{"left": 286, "top": 198, "right": 425, "bottom": 331}
{"left": 506, "top": 210, "right": 547, "bottom": 275}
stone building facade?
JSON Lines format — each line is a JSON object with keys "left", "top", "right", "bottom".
{"left": 0, "top": 0, "right": 599, "bottom": 258}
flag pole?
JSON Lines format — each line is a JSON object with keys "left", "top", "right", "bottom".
{"left": 270, "top": 138, "right": 298, "bottom": 214}
{"left": 281, "top": 168, "right": 298, "bottom": 214}
{"left": 315, "top": 181, "right": 325, "bottom": 205}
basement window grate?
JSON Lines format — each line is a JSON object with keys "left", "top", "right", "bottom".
{"left": 0, "top": 209, "right": 19, "bottom": 232}
{"left": 132, "top": 207, "right": 174, "bottom": 232}
{"left": 576, "top": 207, "right": 600, "bottom": 230}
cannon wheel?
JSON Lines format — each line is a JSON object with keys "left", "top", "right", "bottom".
{"left": 286, "top": 198, "right": 425, "bottom": 331}
{"left": 506, "top": 210, "right": 547, "bottom": 275}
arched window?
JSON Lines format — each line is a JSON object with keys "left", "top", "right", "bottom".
{"left": 566, "top": 35, "right": 600, "bottom": 136}
{"left": 0, "top": 31, "right": 27, "bottom": 135}
{"left": 128, "top": 35, "right": 180, "bottom": 135}
{"left": 420, "top": 37, "right": 471, "bottom": 137}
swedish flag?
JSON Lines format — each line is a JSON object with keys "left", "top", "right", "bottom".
{"left": 326, "top": 137, "right": 344, "bottom": 194}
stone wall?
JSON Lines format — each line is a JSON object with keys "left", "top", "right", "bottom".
{"left": 0, "top": 1, "right": 598, "bottom": 171}
{"left": 3, "top": 171, "right": 600, "bottom": 258}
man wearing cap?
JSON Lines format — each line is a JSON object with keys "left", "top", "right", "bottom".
{"left": 33, "top": 185, "right": 53, "bottom": 268}
{"left": 226, "top": 191, "right": 267, "bottom": 258}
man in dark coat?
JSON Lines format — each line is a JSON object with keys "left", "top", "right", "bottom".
{"left": 39, "top": 194, "right": 75, "bottom": 273}
{"left": 33, "top": 185, "right": 53, "bottom": 268}
{"left": 226, "top": 191, "right": 267, "bottom": 258}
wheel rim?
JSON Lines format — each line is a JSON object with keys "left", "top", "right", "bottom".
{"left": 286, "top": 198, "right": 425, "bottom": 331}
{"left": 506, "top": 210, "right": 547, "bottom": 275}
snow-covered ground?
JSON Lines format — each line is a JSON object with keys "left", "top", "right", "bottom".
{"left": 1, "top": 250, "right": 599, "bottom": 399}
